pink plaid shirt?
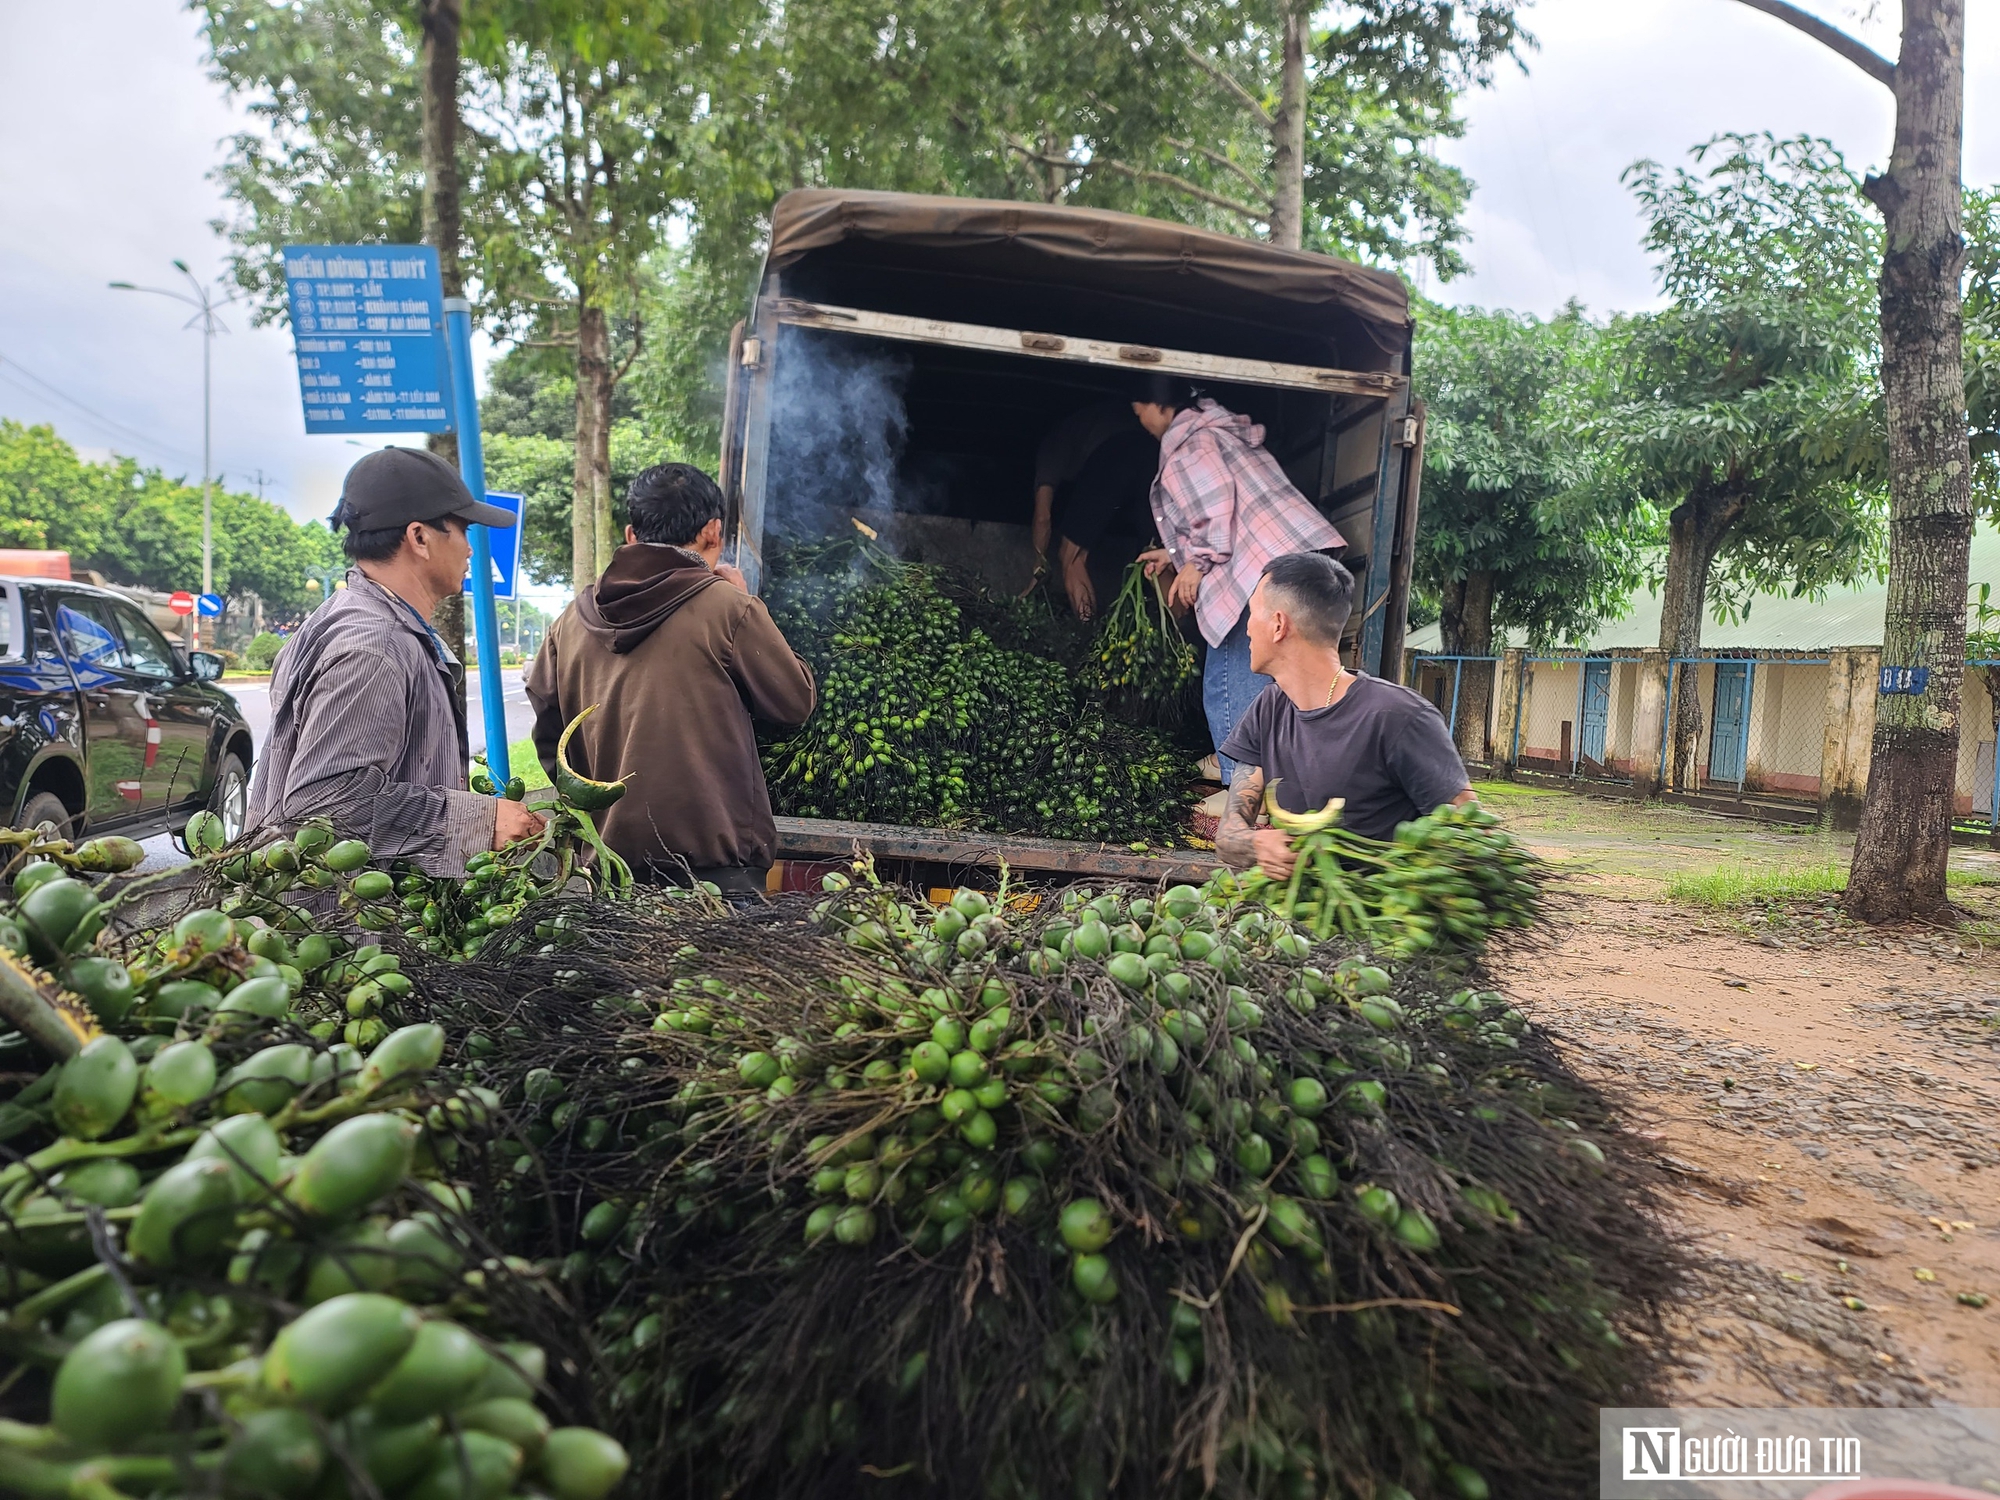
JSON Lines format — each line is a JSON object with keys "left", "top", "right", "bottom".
{"left": 1149, "top": 400, "right": 1346, "bottom": 647}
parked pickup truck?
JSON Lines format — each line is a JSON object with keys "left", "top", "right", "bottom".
{"left": 1, "top": 575, "right": 253, "bottom": 844}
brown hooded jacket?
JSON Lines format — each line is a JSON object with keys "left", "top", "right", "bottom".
{"left": 526, "top": 544, "right": 816, "bottom": 877}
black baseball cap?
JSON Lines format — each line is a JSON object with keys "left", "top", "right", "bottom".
{"left": 332, "top": 446, "right": 515, "bottom": 532}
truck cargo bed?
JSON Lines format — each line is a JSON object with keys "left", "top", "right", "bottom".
{"left": 772, "top": 815, "right": 1219, "bottom": 888}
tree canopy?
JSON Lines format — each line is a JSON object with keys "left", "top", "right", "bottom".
{"left": 1414, "top": 301, "right": 1640, "bottom": 655}
{"left": 1576, "top": 134, "right": 1887, "bottom": 786}
{"left": 195, "top": 0, "right": 1530, "bottom": 585}
{"left": 0, "top": 420, "right": 332, "bottom": 610}
{"left": 711, "top": 0, "right": 1525, "bottom": 262}
{"left": 1585, "top": 134, "right": 1886, "bottom": 632}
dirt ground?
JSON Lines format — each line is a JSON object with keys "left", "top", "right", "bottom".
{"left": 1475, "top": 785, "right": 2000, "bottom": 1409}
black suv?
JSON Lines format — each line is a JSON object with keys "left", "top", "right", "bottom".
{"left": 2, "top": 575, "right": 254, "bottom": 844}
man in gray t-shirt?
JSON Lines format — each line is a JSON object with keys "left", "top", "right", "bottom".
{"left": 1215, "top": 553, "right": 1472, "bottom": 876}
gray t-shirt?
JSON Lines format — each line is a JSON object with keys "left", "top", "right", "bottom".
{"left": 1219, "top": 675, "right": 1471, "bottom": 841}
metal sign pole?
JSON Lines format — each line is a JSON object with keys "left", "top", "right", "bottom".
{"left": 441, "top": 295, "right": 510, "bottom": 787}
{"left": 1571, "top": 658, "right": 1588, "bottom": 776}
{"left": 1737, "top": 659, "right": 1756, "bottom": 797}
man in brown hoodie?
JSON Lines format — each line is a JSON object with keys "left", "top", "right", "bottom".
{"left": 525, "top": 463, "right": 816, "bottom": 895}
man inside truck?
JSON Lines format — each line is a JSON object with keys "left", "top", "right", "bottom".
{"left": 1051, "top": 424, "right": 1163, "bottom": 624}
{"left": 1030, "top": 397, "right": 1138, "bottom": 618}
{"left": 1214, "top": 552, "right": 1474, "bottom": 880}
{"left": 1133, "top": 376, "right": 1345, "bottom": 781}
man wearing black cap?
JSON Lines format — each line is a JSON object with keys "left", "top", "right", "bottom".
{"left": 245, "top": 446, "right": 544, "bottom": 873}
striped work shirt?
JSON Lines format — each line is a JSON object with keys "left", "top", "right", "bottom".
{"left": 1150, "top": 399, "right": 1346, "bottom": 648}
{"left": 244, "top": 569, "right": 494, "bottom": 875}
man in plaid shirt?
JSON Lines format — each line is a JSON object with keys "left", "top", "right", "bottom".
{"left": 1136, "top": 377, "right": 1345, "bottom": 779}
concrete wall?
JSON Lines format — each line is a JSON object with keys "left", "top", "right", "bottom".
{"left": 1449, "top": 645, "right": 2000, "bottom": 830}
{"left": 1959, "top": 666, "right": 1998, "bottom": 817}
{"left": 1820, "top": 648, "right": 1879, "bottom": 829}
{"left": 1518, "top": 658, "right": 1580, "bottom": 768}
{"left": 1742, "top": 660, "right": 1829, "bottom": 796}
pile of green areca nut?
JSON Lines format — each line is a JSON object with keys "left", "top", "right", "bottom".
{"left": 1, "top": 795, "right": 1672, "bottom": 1500}
{"left": 0, "top": 827, "right": 629, "bottom": 1500}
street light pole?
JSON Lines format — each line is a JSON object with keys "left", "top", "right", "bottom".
{"left": 110, "top": 261, "right": 234, "bottom": 647}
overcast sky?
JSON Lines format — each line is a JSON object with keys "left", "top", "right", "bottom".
{"left": 2, "top": 1, "right": 1997, "bottom": 548}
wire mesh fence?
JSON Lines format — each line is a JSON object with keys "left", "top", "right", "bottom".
{"left": 1957, "top": 661, "right": 2000, "bottom": 838}
{"left": 1415, "top": 649, "right": 2000, "bottom": 834}
{"left": 1510, "top": 657, "right": 1647, "bottom": 781}
{"left": 1412, "top": 655, "right": 1501, "bottom": 766}
{"left": 1501, "top": 654, "right": 1829, "bottom": 803}
{"left": 1655, "top": 657, "right": 1831, "bottom": 802}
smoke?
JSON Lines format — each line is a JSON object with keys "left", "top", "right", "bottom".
{"left": 763, "top": 331, "right": 912, "bottom": 545}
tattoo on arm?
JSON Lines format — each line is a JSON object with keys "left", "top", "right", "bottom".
{"left": 1215, "top": 764, "right": 1264, "bottom": 870}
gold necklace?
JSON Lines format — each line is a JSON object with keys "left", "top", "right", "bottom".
{"left": 1323, "top": 668, "right": 1347, "bottom": 708}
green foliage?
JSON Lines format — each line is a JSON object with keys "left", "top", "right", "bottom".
{"left": 457, "top": 0, "right": 714, "bottom": 339}
{"left": 711, "top": 0, "right": 1525, "bottom": 270}
{"left": 1964, "top": 185, "right": 2000, "bottom": 508}
{"left": 197, "top": 0, "right": 427, "bottom": 322}
{"left": 1414, "top": 302, "right": 1643, "bottom": 651}
{"left": 1582, "top": 135, "right": 1888, "bottom": 635}
{"left": 485, "top": 422, "right": 687, "bottom": 587}
{"left": 1665, "top": 859, "right": 1846, "bottom": 911}
{"left": 195, "top": 0, "right": 1530, "bottom": 588}
{"left": 0, "top": 421, "right": 327, "bottom": 609}
{"left": 244, "top": 633, "right": 285, "bottom": 672}
{"left": 617, "top": 248, "right": 752, "bottom": 471}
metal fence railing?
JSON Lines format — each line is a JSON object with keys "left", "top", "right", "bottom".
{"left": 1655, "top": 657, "right": 1831, "bottom": 802}
{"left": 1412, "top": 655, "right": 1501, "bottom": 762}
{"left": 1510, "top": 656, "right": 1645, "bottom": 781}
{"left": 1420, "top": 651, "right": 2000, "bottom": 828}
{"left": 1959, "top": 660, "right": 2000, "bottom": 838}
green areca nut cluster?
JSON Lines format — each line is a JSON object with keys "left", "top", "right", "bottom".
{"left": 1245, "top": 798, "right": 1542, "bottom": 956}
{"left": 0, "top": 844, "right": 629, "bottom": 1500}
{"left": 0, "top": 777, "right": 1658, "bottom": 1500}
{"left": 186, "top": 723, "right": 628, "bottom": 973}
{"left": 763, "top": 541, "right": 1191, "bottom": 844}
{"left": 466, "top": 848, "right": 1669, "bottom": 1499}
{"left": 1086, "top": 560, "right": 1196, "bottom": 718}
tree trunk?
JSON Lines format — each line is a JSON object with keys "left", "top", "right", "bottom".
{"left": 1656, "top": 490, "right": 1742, "bottom": 791}
{"left": 1267, "top": 0, "right": 1307, "bottom": 251}
{"left": 420, "top": 0, "right": 463, "bottom": 297}
{"left": 1845, "top": 0, "right": 1973, "bottom": 924}
{"left": 1439, "top": 570, "right": 1495, "bottom": 762}
{"left": 1982, "top": 663, "right": 2000, "bottom": 850}
{"left": 419, "top": 0, "right": 468, "bottom": 710}
{"left": 572, "top": 300, "right": 615, "bottom": 592}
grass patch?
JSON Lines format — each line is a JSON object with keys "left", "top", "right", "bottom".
{"left": 1470, "top": 779, "right": 1566, "bottom": 801}
{"left": 1666, "top": 859, "right": 1848, "bottom": 910}
{"left": 506, "top": 739, "right": 551, "bottom": 791}
{"left": 471, "top": 739, "right": 551, "bottom": 792}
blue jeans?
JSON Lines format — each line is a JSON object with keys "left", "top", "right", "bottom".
{"left": 1204, "top": 609, "right": 1272, "bottom": 781}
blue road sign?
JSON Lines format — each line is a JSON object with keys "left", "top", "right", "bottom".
{"left": 281, "top": 245, "right": 451, "bottom": 434}
{"left": 461, "top": 491, "right": 522, "bottom": 603}
{"left": 196, "top": 593, "right": 225, "bottom": 618}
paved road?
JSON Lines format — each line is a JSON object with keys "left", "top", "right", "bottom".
{"left": 223, "top": 667, "right": 537, "bottom": 757}
{"left": 134, "top": 667, "right": 538, "bottom": 871}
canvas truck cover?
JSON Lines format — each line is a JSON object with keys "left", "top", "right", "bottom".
{"left": 764, "top": 189, "right": 1411, "bottom": 370}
